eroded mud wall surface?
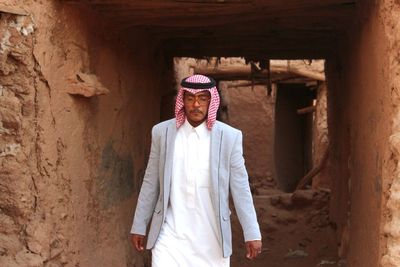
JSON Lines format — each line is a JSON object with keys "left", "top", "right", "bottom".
{"left": 0, "top": 1, "right": 172, "bottom": 266}
{"left": 326, "top": 1, "right": 395, "bottom": 266}
{"left": 381, "top": 1, "right": 400, "bottom": 266}
{"left": 220, "top": 82, "right": 275, "bottom": 182}
{"left": 312, "top": 83, "right": 329, "bottom": 188}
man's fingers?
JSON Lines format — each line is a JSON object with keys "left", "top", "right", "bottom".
{"left": 253, "top": 246, "right": 260, "bottom": 258}
{"left": 131, "top": 234, "right": 145, "bottom": 252}
{"left": 136, "top": 237, "right": 143, "bottom": 251}
{"left": 245, "top": 243, "right": 252, "bottom": 259}
{"left": 246, "top": 243, "right": 257, "bottom": 259}
{"left": 245, "top": 240, "right": 263, "bottom": 259}
{"left": 251, "top": 246, "right": 257, "bottom": 259}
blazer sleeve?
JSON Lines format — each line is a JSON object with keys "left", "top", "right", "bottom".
{"left": 130, "top": 125, "right": 161, "bottom": 235}
{"left": 229, "top": 130, "right": 262, "bottom": 241}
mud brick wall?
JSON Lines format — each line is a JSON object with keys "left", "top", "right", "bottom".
{"left": 325, "top": 0, "right": 396, "bottom": 265}
{"left": 0, "top": 2, "right": 174, "bottom": 267}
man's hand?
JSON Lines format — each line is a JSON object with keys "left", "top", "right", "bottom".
{"left": 131, "top": 234, "right": 145, "bottom": 252}
{"left": 245, "top": 240, "right": 262, "bottom": 260}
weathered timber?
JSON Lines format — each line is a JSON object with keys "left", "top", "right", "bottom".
{"left": 297, "top": 106, "right": 317, "bottom": 114}
{"left": 296, "top": 148, "right": 329, "bottom": 190}
{"left": 191, "top": 64, "right": 325, "bottom": 81}
{"left": 106, "top": 5, "right": 354, "bottom": 28}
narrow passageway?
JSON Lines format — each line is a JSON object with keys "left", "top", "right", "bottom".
{"left": 3, "top": 1, "right": 399, "bottom": 267}
{"left": 175, "top": 57, "right": 338, "bottom": 266}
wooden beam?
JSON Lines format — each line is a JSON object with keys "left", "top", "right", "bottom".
{"left": 191, "top": 64, "right": 325, "bottom": 81}
{"left": 63, "top": 0, "right": 355, "bottom": 9}
{"left": 297, "top": 105, "right": 317, "bottom": 114}
{"left": 105, "top": 5, "right": 354, "bottom": 28}
{"left": 227, "top": 81, "right": 269, "bottom": 87}
{"left": 296, "top": 148, "right": 329, "bottom": 190}
{"left": 62, "top": 0, "right": 355, "bottom": 28}
{"left": 162, "top": 39, "right": 336, "bottom": 59}
{"left": 166, "top": 48, "right": 331, "bottom": 59}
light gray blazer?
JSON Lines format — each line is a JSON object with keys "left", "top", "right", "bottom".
{"left": 130, "top": 118, "right": 261, "bottom": 257}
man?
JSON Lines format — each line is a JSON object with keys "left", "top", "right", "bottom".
{"left": 130, "top": 74, "right": 262, "bottom": 266}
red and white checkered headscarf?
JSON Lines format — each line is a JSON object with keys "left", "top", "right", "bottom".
{"left": 175, "top": 74, "right": 220, "bottom": 130}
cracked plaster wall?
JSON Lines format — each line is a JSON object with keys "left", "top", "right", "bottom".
{"left": 0, "top": 1, "right": 173, "bottom": 267}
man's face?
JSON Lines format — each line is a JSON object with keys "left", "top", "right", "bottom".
{"left": 183, "top": 91, "right": 211, "bottom": 127}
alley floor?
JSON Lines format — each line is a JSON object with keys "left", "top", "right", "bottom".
{"left": 230, "top": 179, "right": 340, "bottom": 267}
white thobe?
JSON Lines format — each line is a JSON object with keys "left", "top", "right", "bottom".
{"left": 152, "top": 120, "right": 230, "bottom": 267}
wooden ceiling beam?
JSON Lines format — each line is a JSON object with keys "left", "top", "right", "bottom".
{"left": 60, "top": 0, "right": 355, "bottom": 59}
{"left": 94, "top": 3, "right": 354, "bottom": 17}
{"left": 164, "top": 46, "right": 332, "bottom": 59}
{"left": 191, "top": 65, "right": 325, "bottom": 81}
{"left": 63, "top": 0, "right": 355, "bottom": 9}
{"left": 161, "top": 36, "right": 338, "bottom": 50}
{"left": 174, "top": 27, "right": 341, "bottom": 36}
{"left": 108, "top": 7, "right": 354, "bottom": 28}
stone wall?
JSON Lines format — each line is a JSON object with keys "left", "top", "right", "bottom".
{"left": 0, "top": 1, "right": 173, "bottom": 267}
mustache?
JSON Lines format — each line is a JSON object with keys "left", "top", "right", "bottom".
{"left": 190, "top": 109, "right": 203, "bottom": 114}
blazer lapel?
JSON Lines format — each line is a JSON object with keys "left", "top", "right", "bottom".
{"left": 163, "top": 120, "right": 177, "bottom": 211}
{"left": 210, "top": 123, "right": 222, "bottom": 212}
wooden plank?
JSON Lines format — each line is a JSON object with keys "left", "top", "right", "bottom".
{"left": 296, "top": 148, "right": 329, "bottom": 190}
{"left": 192, "top": 65, "right": 325, "bottom": 81}
{"left": 164, "top": 46, "right": 332, "bottom": 58}
{"left": 93, "top": 2, "right": 354, "bottom": 16}
{"left": 161, "top": 36, "right": 338, "bottom": 52}
{"left": 108, "top": 5, "right": 354, "bottom": 28}
{"left": 297, "top": 105, "right": 317, "bottom": 114}
{"left": 63, "top": 0, "right": 355, "bottom": 8}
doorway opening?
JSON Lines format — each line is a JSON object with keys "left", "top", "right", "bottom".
{"left": 172, "top": 57, "right": 333, "bottom": 266}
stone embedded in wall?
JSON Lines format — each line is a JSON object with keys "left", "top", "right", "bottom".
{"left": 0, "top": 143, "right": 20, "bottom": 156}
{"left": 67, "top": 72, "right": 110, "bottom": 97}
{"left": 0, "top": 12, "right": 34, "bottom": 75}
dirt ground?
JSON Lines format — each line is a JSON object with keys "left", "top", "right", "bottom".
{"left": 230, "top": 178, "right": 340, "bottom": 267}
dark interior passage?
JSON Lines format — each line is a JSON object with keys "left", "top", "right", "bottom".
{"left": 274, "top": 83, "right": 315, "bottom": 192}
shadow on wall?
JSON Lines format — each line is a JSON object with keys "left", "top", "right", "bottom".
{"left": 96, "top": 142, "right": 142, "bottom": 208}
